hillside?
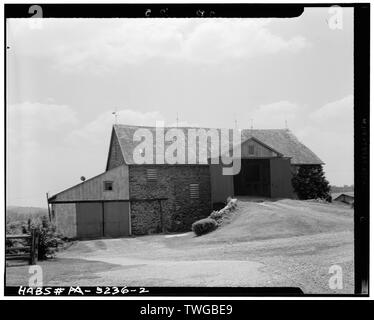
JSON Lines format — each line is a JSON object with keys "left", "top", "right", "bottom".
{"left": 192, "top": 198, "right": 353, "bottom": 244}
{"left": 6, "top": 198, "right": 354, "bottom": 293}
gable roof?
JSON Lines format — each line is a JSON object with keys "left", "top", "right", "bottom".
{"left": 332, "top": 192, "right": 354, "bottom": 200}
{"left": 110, "top": 124, "right": 324, "bottom": 166}
{"left": 226, "top": 136, "right": 284, "bottom": 158}
{"left": 242, "top": 129, "right": 323, "bottom": 164}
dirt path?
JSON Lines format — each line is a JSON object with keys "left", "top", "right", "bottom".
{"left": 6, "top": 230, "right": 353, "bottom": 292}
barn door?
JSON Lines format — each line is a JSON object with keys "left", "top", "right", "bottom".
{"left": 76, "top": 202, "right": 103, "bottom": 239}
{"left": 270, "top": 157, "right": 293, "bottom": 198}
{"left": 103, "top": 202, "right": 130, "bottom": 238}
{"left": 234, "top": 159, "right": 271, "bottom": 197}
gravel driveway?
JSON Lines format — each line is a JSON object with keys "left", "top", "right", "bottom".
{"left": 6, "top": 200, "right": 354, "bottom": 294}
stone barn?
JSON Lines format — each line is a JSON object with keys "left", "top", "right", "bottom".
{"left": 49, "top": 124, "right": 323, "bottom": 239}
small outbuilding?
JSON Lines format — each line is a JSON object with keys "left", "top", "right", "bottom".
{"left": 333, "top": 192, "right": 354, "bottom": 205}
{"left": 48, "top": 165, "right": 131, "bottom": 239}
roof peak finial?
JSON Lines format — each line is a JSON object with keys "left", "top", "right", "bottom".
{"left": 234, "top": 113, "right": 238, "bottom": 130}
{"left": 112, "top": 109, "right": 118, "bottom": 125}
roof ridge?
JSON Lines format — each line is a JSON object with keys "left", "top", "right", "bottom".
{"left": 114, "top": 124, "right": 291, "bottom": 131}
{"left": 112, "top": 125, "right": 323, "bottom": 165}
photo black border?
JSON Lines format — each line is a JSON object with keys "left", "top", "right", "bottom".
{"left": 3, "top": 2, "right": 370, "bottom": 297}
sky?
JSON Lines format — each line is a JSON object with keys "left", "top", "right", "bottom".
{"left": 6, "top": 7, "right": 354, "bottom": 207}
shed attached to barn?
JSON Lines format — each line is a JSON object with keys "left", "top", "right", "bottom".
{"left": 49, "top": 165, "right": 131, "bottom": 239}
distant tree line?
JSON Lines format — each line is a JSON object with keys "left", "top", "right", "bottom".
{"left": 6, "top": 206, "right": 48, "bottom": 223}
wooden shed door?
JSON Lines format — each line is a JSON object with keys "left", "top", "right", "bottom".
{"left": 270, "top": 157, "right": 293, "bottom": 198}
{"left": 103, "top": 202, "right": 130, "bottom": 238}
{"left": 76, "top": 202, "right": 103, "bottom": 239}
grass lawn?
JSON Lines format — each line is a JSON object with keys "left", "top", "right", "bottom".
{"left": 6, "top": 199, "right": 354, "bottom": 294}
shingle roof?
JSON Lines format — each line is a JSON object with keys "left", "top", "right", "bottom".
{"left": 113, "top": 124, "right": 324, "bottom": 165}
{"left": 242, "top": 129, "right": 324, "bottom": 165}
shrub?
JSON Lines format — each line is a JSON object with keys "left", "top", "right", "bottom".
{"left": 210, "top": 210, "right": 224, "bottom": 220}
{"left": 192, "top": 218, "right": 218, "bottom": 236}
{"left": 227, "top": 198, "right": 238, "bottom": 210}
{"left": 6, "top": 211, "right": 65, "bottom": 260}
{"left": 292, "top": 165, "right": 331, "bottom": 200}
{"left": 35, "top": 216, "right": 64, "bottom": 260}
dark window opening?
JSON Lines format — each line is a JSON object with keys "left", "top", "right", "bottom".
{"left": 104, "top": 181, "right": 113, "bottom": 191}
{"left": 248, "top": 144, "right": 255, "bottom": 155}
{"left": 246, "top": 164, "right": 260, "bottom": 182}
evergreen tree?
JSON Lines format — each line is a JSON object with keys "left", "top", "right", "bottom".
{"left": 291, "top": 165, "right": 331, "bottom": 200}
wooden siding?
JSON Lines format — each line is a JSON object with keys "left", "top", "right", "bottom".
{"left": 240, "top": 138, "right": 279, "bottom": 158}
{"left": 52, "top": 165, "right": 129, "bottom": 202}
{"left": 53, "top": 203, "right": 77, "bottom": 238}
{"left": 210, "top": 164, "right": 234, "bottom": 203}
{"left": 270, "top": 157, "right": 294, "bottom": 198}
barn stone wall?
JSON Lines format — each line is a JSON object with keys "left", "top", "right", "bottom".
{"left": 129, "top": 165, "right": 212, "bottom": 234}
{"left": 52, "top": 203, "right": 77, "bottom": 238}
{"left": 130, "top": 201, "right": 163, "bottom": 235}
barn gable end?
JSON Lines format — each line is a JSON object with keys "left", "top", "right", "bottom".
{"left": 106, "top": 127, "right": 125, "bottom": 171}
{"left": 49, "top": 165, "right": 130, "bottom": 202}
{"left": 49, "top": 165, "right": 131, "bottom": 239}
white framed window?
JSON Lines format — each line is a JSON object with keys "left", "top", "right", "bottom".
{"left": 147, "top": 168, "right": 157, "bottom": 181}
{"left": 189, "top": 183, "right": 199, "bottom": 199}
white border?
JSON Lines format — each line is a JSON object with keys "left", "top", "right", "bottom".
{"left": 1, "top": 0, "right": 372, "bottom": 301}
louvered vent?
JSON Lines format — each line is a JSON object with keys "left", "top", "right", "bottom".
{"left": 189, "top": 183, "right": 199, "bottom": 199}
{"left": 146, "top": 168, "right": 157, "bottom": 181}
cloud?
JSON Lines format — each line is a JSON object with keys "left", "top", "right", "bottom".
{"left": 248, "top": 101, "right": 301, "bottom": 129}
{"left": 297, "top": 95, "right": 353, "bottom": 185}
{"left": 247, "top": 95, "right": 353, "bottom": 185}
{"left": 7, "top": 102, "right": 77, "bottom": 147}
{"left": 9, "top": 18, "right": 309, "bottom": 73}
{"left": 182, "top": 19, "right": 307, "bottom": 64}
{"left": 309, "top": 94, "right": 353, "bottom": 127}
{"left": 67, "top": 109, "right": 165, "bottom": 145}
{"left": 6, "top": 102, "right": 79, "bottom": 206}
{"left": 6, "top": 103, "right": 168, "bottom": 206}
